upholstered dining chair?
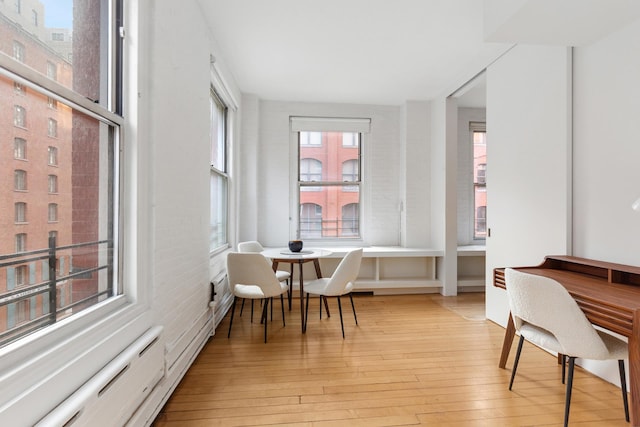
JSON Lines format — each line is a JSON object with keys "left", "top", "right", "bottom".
{"left": 303, "top": 248, "right": 363, "bottom": 338}
{"left": 226, "top": 252, "right": 289, "bottom": 343}
{"left": 238, "top": 240, "right": 293, "bottom": 310}
{"left": 505, "top": 268, "right": 629, "bottom": 426}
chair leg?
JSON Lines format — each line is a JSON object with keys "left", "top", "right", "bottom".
{"left": 271, "top": 297, "right": 274, "bottom": 321}
{"left": 227, "top": 297, "right": 237, "bottom": 338}
{"left": 323, "top": 296, "right": 331, "bottom": 318}
{"left": 304, "top": 292, "right": 310, "bottom": 334}
{"left": 509, "top": 335, "right": 525, "bottom": 390}
{"left": 240, "top": 298, "right": 245, "bottom": 316}
{"left": 288, "top": 279, "right": 292, "bottom": 311}
{"left": 281, "top": 294, "right": 286, "bottom": 327}
{"left": 619, "top": 359, "right": 630, "bottom": 422}
{"left": 251, "top": 300, "right": 254, "bottom": 323}
{"left": 262, "top": 298, "right": 269, "bottom": 343}
{"left": 561, "top": 354, "right": 566, "bottom": 384}
{"left": 349, "top": 293, "right": 358, "bottom": 325}
{"left": 564, "top": 357, "right": 576, "bottom": 427}
{"left": 337, "top": 296, "right": 345, "bottom": 339}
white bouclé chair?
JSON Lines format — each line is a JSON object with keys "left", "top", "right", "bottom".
{"left": 226, "top": 252, "right": 289, "bottom": 343}
{"left": 303, "top": 248, "right": 362, "bottom": 338}
{"left": 505, "top": 268, "right": 629, "bottom": 426}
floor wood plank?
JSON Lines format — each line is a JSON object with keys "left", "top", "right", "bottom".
{"left": 153, "top": 293, "right": 629, "bottom": 426}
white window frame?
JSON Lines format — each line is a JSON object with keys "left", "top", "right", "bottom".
{"left": 15, "top": 202, "right": 26, "bottom": 223}
{"left": 0, "top": 2, "right": 147, "bottom": 422}
{"left": 208, "top": 62, "right": 237, "bottom": 255}
{"left": 469, "top": 121, "right": 487, "bottom": 242}
{"left": 289, "top": 117, "right": 370, "bottom": 244}
{"left": 14, "top": 137, "right": 26, "bottom": 159}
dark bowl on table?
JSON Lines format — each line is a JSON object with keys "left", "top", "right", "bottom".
{"left": 288, "top": 240, "right": 303, "bottom": 252}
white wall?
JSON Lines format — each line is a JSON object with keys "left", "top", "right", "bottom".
{"left": 253, "top": 101, "right": 404, "bottom": 247}
{"left": 572, "top": 19, "right": 640, "bottom": 265}
{"left": 401, "top": 101, "right": 432, "bottom": 248}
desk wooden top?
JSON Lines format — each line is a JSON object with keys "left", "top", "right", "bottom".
{"left": 494, "top": 256, "right": 640, "bottom": 337}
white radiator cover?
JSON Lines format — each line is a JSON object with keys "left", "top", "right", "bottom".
{"left": 35, "top": 326, "right": 164, "bottom": 427}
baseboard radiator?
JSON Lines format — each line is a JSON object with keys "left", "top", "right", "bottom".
{"left": 36, "top": 326, "right": 164, "bottom": 427}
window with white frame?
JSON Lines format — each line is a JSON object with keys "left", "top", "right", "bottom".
{"left": 15, "top": 233, "right": 26, "bottom": 252}
{"left": 14, "top": 138, "right": 26, "bottom": 159}
{"left": 47, "top": 118, "right": 57, "bottom": 137}
{"left": 48, "top": 146, "right": 58, "bottom": 165}
{"left": 291, "top": 117, "right": 369, "bottom": 240}
{"left": 15, "top": 202, "right": 26, "bottom": 223}
{"left": 0, "top": 0, "right": 124, "bottom": 348}
{"left": 47, "top": 174, "right": 58, "bottom": 193}
{"left": 46, "top": 61, "right": 57, "bottom": 81}
{"left": 209, "top": 88, "right": 228, "bottom": 251}
{"left": 13, "top": 40, "right": 24, "bottom": 62}
{"left": 48, "top": 203, "right": 58, "bottom": 222}
{"left": 14, "top": 105, "right": 26, "bottom": 127}
{"left": 14, "top": 169, "right": 26, "bottom": 190}
{"left": 471, "top": 122, "right": 487, "bottom": 240}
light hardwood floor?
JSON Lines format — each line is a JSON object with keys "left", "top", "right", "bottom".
{"left": 153, "top": 293, "right": 629, "bottom": 426}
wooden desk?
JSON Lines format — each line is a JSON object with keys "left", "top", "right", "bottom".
{"left": 494, "top": 256, "right": 640, "bottom": 425}
{"left": 262, "top": 249, "right": 332, "bottom": 332}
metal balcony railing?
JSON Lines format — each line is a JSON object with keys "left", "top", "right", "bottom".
{"left": 0, "top": 237, "right": 113, "bottom": 348}
{"left": 299, "top": 219, "right": 360, "bottom": 239}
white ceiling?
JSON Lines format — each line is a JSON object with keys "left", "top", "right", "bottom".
{"left": 199, "top": 0, "right": 640, "bottom": 107}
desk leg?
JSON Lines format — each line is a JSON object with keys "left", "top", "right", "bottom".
{"left": 629, "top": 310, "right": 640, "bottom": 426}
{"left": 499, "top": 313, "right": 516, "bottom": 369}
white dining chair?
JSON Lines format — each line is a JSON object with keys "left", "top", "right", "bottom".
{"left": 505, "top": 268, "right": 629, "bottom": 426}
{"left": 303, "top": 248, "right": 362, "bottom": 338}
{"left": 238, "top": 240, "right": 293, "bottom": 310}
{"left": 226, "top": 252, "right": 289, "bottom": 343}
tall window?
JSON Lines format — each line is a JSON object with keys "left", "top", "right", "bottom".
{"left": 46, "top": 61, "right": 57, "bottom": 81}
{"left": 14, "top": 170, "right": 27, "bottom": 190}
{"left": 47, "top": 118, "right": 57, "bottom": 137}
{"left": 13, "top": 41, "right": 24, "bottom": 62}
{"left": 15, "top": 234, "right": 26, "bottom": 253}
{"left": 0, "top": 0, "right": 124, "bottom": 347}
{"left": 47, "top": 174, "right": 58, "bottom": 193}
{"left": 471, "top": 122, "right": 487, "bottom": 240}
{"left": 15, "top": 202, "right": 26, "bottom": 223}
{"left": 14, "top": 105, "right": 26, "bottom": 127}
{"left": 209, "top": 89, "right": 228, "bottom": 251}
{"left": 292, "top": 117, "right": 368, "bottom": 240}
{"left": 48, "top": 203, "right": 58, "bottom": 222}
{"left": 14, "top": 138, "right": 26, "bottom": 159}
{"left": 48, "top": 146, "right": 58, "bottom": 165}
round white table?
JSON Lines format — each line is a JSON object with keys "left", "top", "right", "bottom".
{"left": 261, "top": 248, "right": 332, "bottom": 332}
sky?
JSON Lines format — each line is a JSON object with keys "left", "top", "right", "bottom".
{"left": 39, "top": 0, "right": 73, "bottom": 29}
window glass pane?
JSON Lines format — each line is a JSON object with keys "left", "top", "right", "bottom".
{"left": 210, "top": 91, "right": 226, "bottom": 172}
{"left": 14, "top": 138, "right": 26, "bottom": 159}
{"left": 473, "top": 129, "right": 487, "bottom": 239}
{"left": 298, "top": 130, "right": 361, "bottom": 240}
{"left": 0, "top": 1, "right": 117, "bottom": 111}
{"left": 1, "top": 0, "right": 122, "bottom": 348}
{"left": 209, "top": 88, "right": 228, "bottom": 251}
{"left": 210, "top": 173, "right": 228, "bottom": 250}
